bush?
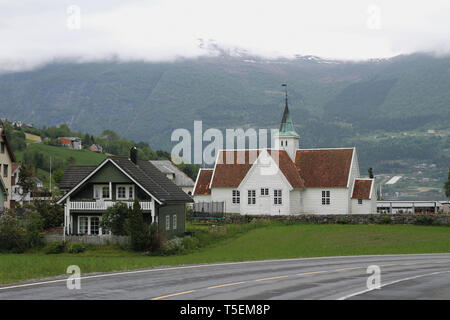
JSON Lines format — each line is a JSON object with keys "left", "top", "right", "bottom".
{"left": 27, "top": 200, "right": 64, "bottom": 230}
{"left": 67, "top": 242, "right": 86, "bottom": 254}
{"left": 182, "top": 236, "right": 200, "bottom": 251}
{"left": 0, "top": 212, "right": 27, "bottom": 253}
{"left": 380, "top": 216, "right": 392, "bottom": 224}
{"left": 336, "top": 217, "right": 350, "bottom": 224}
{"left": 100, "top": 202, "right": 129, "bottom": 236}
{"left": 160, "top": 237, "right": 184, "bottom": 255}
{"left": 44, "top": 241, "right": 67, "bottom": 254}
{"left": 414, "top": 215, "right": 435, "bottom": 226}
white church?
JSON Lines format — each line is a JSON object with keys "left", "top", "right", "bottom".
{"left": 193, "top": 90, "right": 376, "bottom": 215}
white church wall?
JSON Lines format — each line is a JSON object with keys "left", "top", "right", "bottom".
{"left": 238, "top": 157, "right": 292, "bottom": 215}
{"left": 301, "top": 188, "right": 350, "bottom": 214}
{"left": 211, "top": 188, "right": 240, "bottom": 214}
{"left": 289, "top": 190, "right": 302, "bottom": 214}
{"left": 193, "top": 194, "right": 211, "bottom": 203}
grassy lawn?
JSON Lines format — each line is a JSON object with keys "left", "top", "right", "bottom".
{"left": 15, "top": 143, "right": 107, "bottom": 166}
{"left": 0, "top": 222, "right": 449, "bottom": 284}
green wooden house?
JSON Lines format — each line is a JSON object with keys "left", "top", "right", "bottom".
{"left": 57, "top": 148, "right": 193, "bottom": 237}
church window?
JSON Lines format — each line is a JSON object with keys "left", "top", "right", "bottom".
{"left": 321, "top": 190, "right": 330, "bottom": 205}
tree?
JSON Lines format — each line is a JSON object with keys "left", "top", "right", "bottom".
{"left": 100, "top": 202, "right": 129, "bottom": 236}
{"left": 127, "top": 198, "right": 149, "bottom": 251}
{"left": 444, "top": 167, "right": 450, "bottom": 199}
{"left": 368, "top": 167, "right": 374, "bottom": 179}
{"left": 17, "top": 163, "right": 35, "bottom": 200}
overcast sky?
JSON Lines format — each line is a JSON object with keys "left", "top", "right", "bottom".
{"left": 1, "top": 0, "right": 449, "bottom": 71}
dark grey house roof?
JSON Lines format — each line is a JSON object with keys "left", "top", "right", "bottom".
{"left": 149, "top": 160, "right": 195, "bottom": 187}
{"left": 109, "top": 157, "right": 193, "bottom": 203}
{"left": 59, "top": 166, "right": 97, "bottom": 190}
{"left": 58, "top": 157, "right": 193, "bottom": 204}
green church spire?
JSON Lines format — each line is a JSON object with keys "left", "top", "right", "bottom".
{"left": 279, "top": 84, "right": 299, "bottom": 137}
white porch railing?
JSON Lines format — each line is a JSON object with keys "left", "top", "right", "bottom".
{"left": 69, "top": 201, "right": 152, "bottom": 211}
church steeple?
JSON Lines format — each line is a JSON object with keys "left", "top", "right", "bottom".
{"left": 275, "top": 84, "right": 299, "bottom": 161}
{"left": 279, "top": 84, "right": 299, "bottom": 137}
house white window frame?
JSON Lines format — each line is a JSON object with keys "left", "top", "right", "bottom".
{"left": 173, "top": 215, "right": 177, "bottom": 230}
{"left": 232, "top": 190, "right": 240, "bottom": 204}
{"left": 166, "top": 215, "right": 171, "bottom": 231}
{"left": 260, "top": 188, "right": 269, "bottom": 196}
{"left": 93, "top": 184, "right": 112, "bottom": 200}
{"left": 77, "top": 216, "right": 104, "bottom": 235}
{"left": 321, "top": 190, "right": 331, "bottom": 205}
{"left": 248, "top": 189, "right": 256, "bottom": 205}
{"left": 274, "top": 189, "right": 282, "bottom": 205}
{"left": 116, "top": 184, "right": 135, "bottom": 200}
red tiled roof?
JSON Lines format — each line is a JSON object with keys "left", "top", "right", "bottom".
{"left": 295, "top": 148, "right": 354, "bottom": 188}
{"left": 267, "top": 150, "right": 304, "bottom": 189}
{"left": 211, "top": 150, "right": 260, "bottom": 188}
{"left": 209, "top": 149, "right": 304, "bottom": 189}
{"left": 193, "top": 169, "right": 213, "bottom": 195}
{"left": 352, "top": 179, "right": 373, "bottom": 199}
{"left": 58, "top": 137, "right": 72, "bottom": 145}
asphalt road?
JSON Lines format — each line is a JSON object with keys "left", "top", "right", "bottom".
{"left": 0, "top": 253, "right": 449, "bottom": 300}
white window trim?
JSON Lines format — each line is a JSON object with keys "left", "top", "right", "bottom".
{"left": 93, "top": 184, "right": 112, "bottom": 200}
{"left": 321, "top": 190, "right": 331, "bottom": 205}
{"left": 247, "top": 189, "right": 256, "bottom": 205}
{"left": 273, "top": 189, "right": 282, "bottom": 205}
{"left": 116, "top": 184, "right": 135, "bottom": 200}
{"left": 232, "top": 190, "right": 240, "bottom": 204}
{"left": 166, "top": 215, "right": 170, "bottom": 231}
{"left": 173, "top": 215, "right": 177, "bottom": 230}
{"left": 78, "top": 216, "right": 104, "bottom": 235}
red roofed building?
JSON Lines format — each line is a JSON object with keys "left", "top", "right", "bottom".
{"left": 193, "top": 92, "right": 377, "bottom": 215}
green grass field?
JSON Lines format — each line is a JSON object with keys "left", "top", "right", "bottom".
{"left": 0, "top": 222, "right": 449, "bottom": 284}
{"left": 15, "top": 143, "right": 107, "bottom": 166}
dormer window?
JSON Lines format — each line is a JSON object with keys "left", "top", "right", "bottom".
{"left": 116, "top": 184, "right": 135, "bottom": 200}
{"left": 94, "top": 185, "right": 111, "bottom": 200}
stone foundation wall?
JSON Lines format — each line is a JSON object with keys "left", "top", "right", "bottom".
{"left": 189, "top": 214, "right": 450, "bottom": 226}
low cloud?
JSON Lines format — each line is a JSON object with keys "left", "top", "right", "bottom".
{"left": 0, "top": 0, "right": 449, "bottom": 71}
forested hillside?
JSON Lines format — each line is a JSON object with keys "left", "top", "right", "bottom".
{"left": 0, "top": 53, "right": 449, "bottom": 199}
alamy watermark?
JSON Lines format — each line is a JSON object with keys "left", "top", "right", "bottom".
{"left": 366, "top": 265, "right": 381, "bottom": 290}
{"left": 67, "top": 265, "right": 81, "bottom": 290}
{"left": 171, "top": 121, "right": 281, "bottom": 175}
{"left": 66, "top": 5, "right": 81, "bottom": 30}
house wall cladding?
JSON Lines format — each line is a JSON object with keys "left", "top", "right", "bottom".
{"left": 189, "top": 213, "right": 450, "bottom": 226}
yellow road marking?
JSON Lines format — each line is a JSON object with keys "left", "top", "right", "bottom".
{"left": 335, "top": 267, "right": 364, "bottom": 272}
{"left": 296, "top": 270, "right": 328, "bottom": 276}
{"left": 405, "top": 261, "right": 428, "bottom": 265}
{"left": 207, "top": 281, "right": 247, "bottom": 289}
{"left": 254, "top": 275, "right": 289, "bottom": 282}
{"left": 151, "top": 290, "right": 196, "bottom": 300}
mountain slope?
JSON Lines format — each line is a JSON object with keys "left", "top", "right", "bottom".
{"left": 0, "top": 53, "right": 449, "bottom": 200}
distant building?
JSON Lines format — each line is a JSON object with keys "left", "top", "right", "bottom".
{"left": 58, "top": 137, "right": 82, "bottom": 150}
{"left": 0, "top": 126, "right": 17, "bottom": 210}
{"left": 377, "top": 200, "right": 442, "bottom": 214}
{"left": 11, "top": 164, "right": 48, "bottom": 205}
{"left": 89, "top": 143, "right": 103, "bottom": 153}
{"left": 150, "top": 160, "right": 195, "bottom": 196}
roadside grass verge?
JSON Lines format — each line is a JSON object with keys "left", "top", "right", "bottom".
{"left": 0, "top": 222, "right": 449, "bottom": 284}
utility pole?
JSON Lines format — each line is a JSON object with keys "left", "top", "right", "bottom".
{"left": 49, "top": 156, "right": 52, "bottom": 193}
